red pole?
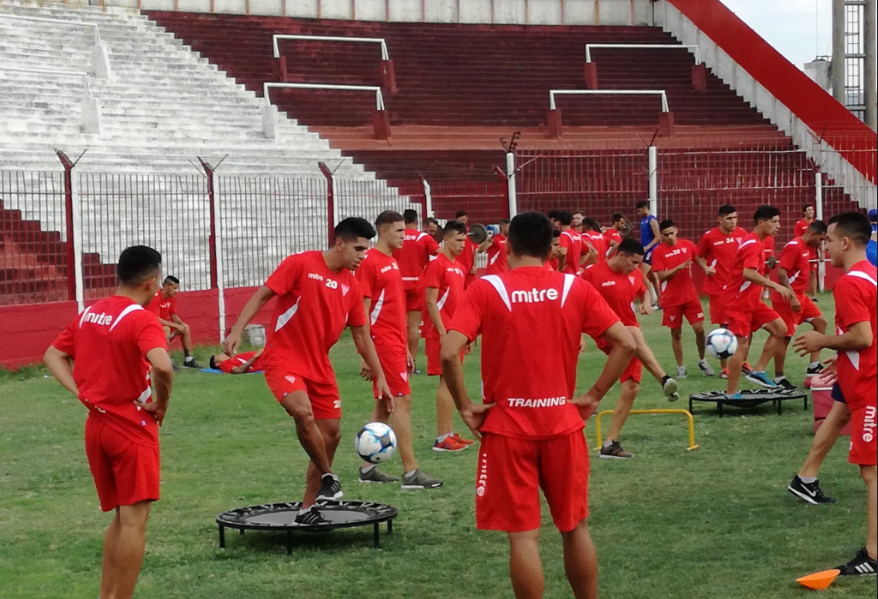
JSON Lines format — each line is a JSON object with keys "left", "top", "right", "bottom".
{"left": 319, "top": 162, "right": 334, "bottom": 245}
{"left": 199, "top": 158, "right": 218, "bottom": 289}
{"left": 55, "top": 150, "right": 76, "bottom": 302}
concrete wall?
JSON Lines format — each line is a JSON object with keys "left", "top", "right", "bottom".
{"left": 128, "top": 0, "right": 654, "bottom": 25}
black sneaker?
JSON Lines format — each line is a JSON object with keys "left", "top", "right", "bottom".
{"left": 836, "top": 547, "right": 877, "bottom": 576}
{"left": 412, "top": 368, "right": 422, "bottom": 375}
{"left": 171, "top": 362, "right": 180, "bottom": 372}
{"left": 806, "top": 364, "right": 822, "bottom": 378}
{"left": 787, "top": 475, "right": 837, "bottom": 505}
{"left": 294, "top": 505, "right": 329, "bottom": 525}
{"left": 316, "top": 473, "right": 342, "bottom": 502}
{"left": 775, "top": 377, "right": 796, "bottom": 390}
{"left": 599, "top": 441, "right": 633, "bottom": 459}
{"left": 182, "top": 358, "right": 202, "bottom": 369}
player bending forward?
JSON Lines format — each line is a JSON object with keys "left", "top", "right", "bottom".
{"left": 223, "top": 218, "right": 391, "bottom": 525}
{"left": 44, "top": 246, "right": 174, "bottom": 599}
{"left": 442, "top": 211, "right": 636, "bottom": 599}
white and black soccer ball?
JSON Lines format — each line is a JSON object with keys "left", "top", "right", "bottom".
{"left": 355, "top": 422, "right": 398, "bottom": 464}
{"left": 706, "top": 328, "right": 738, "bottom": 360}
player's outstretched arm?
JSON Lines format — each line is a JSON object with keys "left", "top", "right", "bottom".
{"left": 143, "top": 347, "right": 173, "bottom": 427}
{"left": 223, "top": 286, "right": 275, "bottom": 354}
{"left": 628, "top": 326, "right": 668, "bottom": 383}
{"left": 351, "top": 325, "right": 393, "bottom": 412}
{"left": 571, "top": 323, "right": 635, "bottom": 420}
{"left": 441, "top": 330, "right": 493, "bottom": 438}
{"left": 231, "top": 347, "right": 264, "bottom": 374}
{"left": 43, "top": 346, "right": 78, "bottom": 396}
{"left": 794, "top": 321, "right": 873, "bottom": 356}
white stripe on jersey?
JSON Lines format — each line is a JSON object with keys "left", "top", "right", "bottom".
{"left": 561, "top": 274, "right": 576, "bottom": 307}
{"left": 370, "top": 289, "right": 386, "bottom": 326}
{"left": 109, "top": 304, "right": 144, "bottom": 332}
{"left": 482, "top": 275, "right": 512, "bottom": 311}
{"left": 275, "top": 297, "right": 301, "bottom": 332}
{"left": 848, "top": 270, "right": 878, "bottom": 287}
{"left": 436, "top": 288, "right": 451, "bottom": 311}
{"left": 78, "top": 307, "right": 93, "bottom": 328}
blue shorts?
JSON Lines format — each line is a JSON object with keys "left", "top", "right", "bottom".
{"left": 831, "top": 382, "right": 846, "bottom": 404}
{"left": 643, "top": 249, "right": 654, "bottom": 265}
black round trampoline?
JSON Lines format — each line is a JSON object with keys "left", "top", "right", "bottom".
{"left": 689, "top": 389, "right": 808, "bottom": 417}
{"left": 216, "top": 501, "right": 398, "bottom": 553}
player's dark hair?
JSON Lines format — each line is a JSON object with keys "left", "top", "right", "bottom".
{"left": 499, "top": 218, "right": 511, "bottom": 225}
{"left": 573, "top": 209, "right": 585, "bottom": 216}
{"left": 163, "top": 275, "right": 179, "bottom": 285}
{"left": 547, "top": 209, "right": 562, "bottom": 221}
{"left": 802, "top": 204, "right": 814, "bottom": 214}
{"left": 611, "top": 212, "right": 626, "bottom": 224}
{"left": 635, "top": 200, "right": 650, "bottom": 211}
{"left": 425, "top": 217, "right": 439, "bottom": 227}
{"left": 117, "top": 246, "right": 162, "bottom": 286}
{"left": 828, "top": 212, "right": 872, "bottom": 247}
{"left": 403, "top": 209, "right": 418, "bottom": 225}
{"left": 582, "top": 217, "right": 601, "bottom": 232}
{"left": 443, "top": 219, "right": 468, "bottom": 238}
{"left": 552, "top": 229, "right": 562, "bottom": 239}
{"left": 659, "top": 220, "right": 676, "bottom": 231}
{"left": 208, "top": 355, "right": 218, "bottom": 370}
{"left": 455, "top": 209, "right": 468, "bottom": 218}
{"left": 375, "top": 210, "right": 404, "bottom": 228}
{"left": 753, "top": 205, "right": 781, "bottom": 224}
{"left": 507, "top": 211, "right": 553, "bottom": 260}
{"left": 334, "top": 217, "right": 376, "bottom": 243}
{"left": 557, "top": 211, "right": 573, "bottom": 226}
{"left": 807, "top": 220, "right": 828, "bottom": 235}
{"left": 617, "top": 238, "right": 645, "bottom": 256}
{"left": 718, "top": 204, "right": 737, "bottom": 217}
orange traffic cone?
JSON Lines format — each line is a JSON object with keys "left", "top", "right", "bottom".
{"left": 796, "top": 569, "right": 840, "bottom": 590}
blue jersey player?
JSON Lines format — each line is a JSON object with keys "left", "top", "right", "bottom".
{"left": 636, "top": 200, "right": 662, "bottom": 306}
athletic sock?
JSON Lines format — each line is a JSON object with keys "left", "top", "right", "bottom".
{"left": 800, "top": 476, "right": 817, "bottom": 484}
{"left": 404, "top": 469, "right": 418, "bottom": 477}
{"left": 360, "top": 464, "right": 375, "bottom": 473}
{"left": 184, "top": 350, "right": 191, "bottom": 358}
{"left": 809, "top": 361, "right": 820, "bottom": 369}
{"left": 298, "top": 506, "right": 314, "bottom": 515}
{"left": 774, "top": 376, "right": 786, "bottom": 383}
{"left": 602, "top": 439, "right": 615, "bottom": 449}
{"left": 184, "top": 356, "right": 194, "bottom": 363}
{"left": 436, "top": 433, "right": 452, "bottom": 443}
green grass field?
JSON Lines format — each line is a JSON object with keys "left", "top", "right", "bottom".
{"left": 1, "top": 294, "right": 873, "bottom": 598}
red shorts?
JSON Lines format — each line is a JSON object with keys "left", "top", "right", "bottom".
{"left": 425, "top": 335, "right": 464, "bottom": 376}
{"left": 726, "top": 302, "right": 780, "bottom": 339}
{"left": 404, "top": 287, "right": 424, "bottom": 313}
{"left": 264, "top": 367, "right": 341, "bottom": 420}
{"left": 373, "top": 347, "right": 411, "bottom": 398}
{"left": 708, "top": 295, "right": 728, "bottom": 325}
{"left": 662, "top": 299, "right": 705, "bottom": 329}
{"left": 85, "top": 416, "right": 160, "bottom": 512}
{"left": 771, "top": 293, "right": 822, "bottom": 337}
{"left": 476, "top": 431, "right": 589, "bottom": 533}
{"left": 598, "top": 341, "right": 643, "bottom": 384}
{"left": 849, "top": 403, "right": 877, "bottom": 466}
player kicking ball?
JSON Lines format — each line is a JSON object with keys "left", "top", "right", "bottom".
{"left": 441, "top": 211, "right": 636, "bottom": 599}
{"left": 792, "top": 212, "right": 876, "bottom": 576}
{"left": 356, "top": 211, "right": 442, "bottom": 489}
{"left": 724, "top": 206, "right": 794, "bottom": 399}
{"left": 582, "top": 238, "right": 681, "bottom": 459}
{"left": 652, "top": 220, "right": 713, "bottom": 379}
{"left": 44, "top": 246, "right": 174, "bottom": 599}
{"left": 223, "top": 218, "right": 391, "bottom": 525}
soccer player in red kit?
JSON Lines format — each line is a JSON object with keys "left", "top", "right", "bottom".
{"left": 441, "top": 211, "right": 636, "bottom": 599}
{"left": 424, "top": 219, "right": 471, "bottom": 452}
{"left": 582, "top": 238, "right": 680, "bottom": 459}
{"left": 223, "top": 218, "right": 391, "bottom": 525}
{"left": 485, "top": 219, "right": 510, "bottom": 275}
{"left": 393, "top": 209, "right": 440, "bottom": 369}
{"left": 694, "top": 204, "right": 748, "bottom": 378}
{"left": 603, "top": 212, "right": 627, "bottom": 256}
{"left": 44, "top": 246, "right": 174, "bottom": 599}
{"left": 793, "top": 212, "right": 877, "bottom": 576}
{"left": 356, "top": 211, "right": 442, "bottom": 489}
{"left": 546, "top": 230, "right": 562, "bottom": 271}
{"left": 209, "top": 348, "right": 264, "bottom": 374}
{"left": 582, "top": 218, "right": 608, "bottom": 265}
{"left": 558, "top": 211, "right": 583, "bottom": 274}
{"left": 770, "top": 220, "right": 828, "bottom": 388}
{"left": 724, "top": 206, "right": 795, "bottom": 398}
{"left": 147, "top": 275, "right": 201, "bottom": 369}
{"left": 455, "top": 210, "right": 479, "bottom": 287}
{"left": 794, "top": 204, "right": 820, "bottom": 300}
{"left": 652, "top": 220, "right": 713, "bottom": 378}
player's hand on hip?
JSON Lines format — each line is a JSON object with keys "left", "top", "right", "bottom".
{"left": 138, "top": 401, "right": 167, "bottom": 427}
{"left": 222, "top": 331, "right": 241, "bottom": 355}
{"left": 460, "top": 403, "right": 495, "bottom": 440}
{"left": 571, "top": 391, "right": 601, "bottom": 421}
{"left": 793, "top": 331, "right": 823, "bottom": 356}
{"left": 359, "top": 359, "right": 373, "bottom": 381}
{"left": 819, "top": 355, "right": 838, "bottom": 378}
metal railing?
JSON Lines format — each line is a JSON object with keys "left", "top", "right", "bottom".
{"left": 272, "top": 34, "right": 390, "bottom": 60}
{"left": 549, "top": 89, "right": 669, "bottom": 113}
{"left": 263, "top": 82, "right": 386, "bottom": 111}
{"left": 0, "top": 66, "right": 102, "bottom": 134}
{"left": 585, "top": 43, "right": 701, "bottom": 65}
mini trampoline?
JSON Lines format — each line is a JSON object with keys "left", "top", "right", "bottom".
{"left": 216, "top": 501, "right": 398, "bottom": 553}
{"left": 689, "top": 389, "right": 808, "bottom": 417}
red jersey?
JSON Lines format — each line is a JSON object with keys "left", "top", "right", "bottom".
{"left": 263, "top": 251, "right": 366, "bottom": 382}
{"left": 763, "top": 235, "right": 776, "bottom": 258}
{"left": 696, "top": 226, "right": 747, "bottom": 296}
{"left": 560, "top": 230, "right": 582, "bottom": 274}
{"left": 777, "top": 237, "right": 811, "bottom": 294}
{"left": 727, "top": 233, "right": 766, "bottom": 310}
{"left": 604, "top": 228, "right": 623, "bottom": 248}
{"left": 450, "top": 267, "right": 620, "bottom": 440}
{"left": 147, "top": 290, "right": 176, "bottom": 321}
{"left": 652, "top": 239, "right": 699, "bottom": 307}
{"left": 458, "top": 237, "right": 477, "bottom": 276}
{"left": 423, "top": 252, "right": 466, "bottom": 338}
{"left": 356, "top": 248, "right": 407, "bottom": 351}
{"left": 52, "top": 295, "right": 169, "bottom": 444}
{"left": 220, "top": 351, "right": 264, "bottom": 373}
{"left": 392, "top": 228, "right": 440, "bottom": 290}
{"left": 583, "top": 231, "right": 608, "bottom": 263}
{"left": 485, "top": 234, "right": 508, "bottom": 275}
{"left": 581, "top": 261, "right": 648, "bottom": 327}
{"left": 546, "top": 258, "right": 559, "bottom": 271}
{"left": 833, "top": 262, "right": 877, "bottom": 411}
{"left": 793, "top": 219, "right": 811, "bottom": 238}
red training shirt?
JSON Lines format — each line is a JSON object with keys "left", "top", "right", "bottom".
{"left": 423, "top": 252, "right": 466, "bottom": 337}
{"left": 581, "top": 261, "right": 648, "bottom": 327}
{"left": 147, "top": 290, "right": 176, "bottom": 321}
{"left": 583, "top": 231, "right": 608, "bottom": 263}
{"left": 560, "top": 230, "right": 582, "bottom": 274}
{"left": 833, "top": 262, "right": 877, "bottom": 411}
{"left": 726, "top": 232, "right": 766, "bottom": 311}
{"left": 356, "top": 248, "right": 407, "bottom": 352}
{"left": 485, "top": 234, "right": 508, "bottom": 275}
{"left": 52, "top": 296, "right": 169, "bottom": 445}
{"left": 392, "top": 229, "right": 440, "bottom": 290}
{"left": 450, "top": 267, "right": 619, "bottom": 440}
{"left": 793, "top": 219, "right": 811, "bottom": 239}
{"left": 696, "top": 226, "right": 748, "bottom": 297}
{"left": 220, "top": 351, "right": 264, "bottom": 374}
{"left": 652, "top": 239, "right": 699, "bottom": 307}
{"left": 263, "top": 251, "right": 366, "bottom": 382}
{"left": 458, "top": 238, "right": 477, "bottom": 276}
{"left": 777, "top": 237, "right": 811, "bottom": 295}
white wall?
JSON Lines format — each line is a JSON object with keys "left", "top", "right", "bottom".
{"left": 127, "top": 0, "right": 653, "bottom": 25}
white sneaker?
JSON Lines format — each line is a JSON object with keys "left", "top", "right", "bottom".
{"left": 698, "top": 360, "right": 715, "bottom": 377}
{"left": 676, "top": 366, "right": 688, "bottom": 379}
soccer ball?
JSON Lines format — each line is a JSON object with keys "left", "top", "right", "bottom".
{"left": 706, "top": 328, "right": 738, "bottom": 360}
{"left": 355, "top": 422, "right": 398, "bottom": 464}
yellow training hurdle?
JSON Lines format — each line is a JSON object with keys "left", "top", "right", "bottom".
{"left": 592, "top": 409, "right": 700, "bottom": 451}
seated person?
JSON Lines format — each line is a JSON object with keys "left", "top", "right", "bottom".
{"left": 148, "top": 275, "right": 201, "bottom": 369}
{"left": 209, "top": 348, "right": 264, "bottom": 374}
